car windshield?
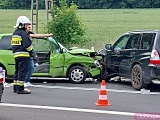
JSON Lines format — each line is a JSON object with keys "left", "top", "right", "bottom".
{"left": 114, "top": 35, "right": 130, "bottom": 50}
{"left": 58, "top": 42, "right": 68, "bottom": 52}
{"left": 48, "top": 37, "right": 68, "bottom": 52}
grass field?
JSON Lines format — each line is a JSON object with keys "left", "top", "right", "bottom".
{"left": 0, "top": 9, "right": 160, "bottom": 50}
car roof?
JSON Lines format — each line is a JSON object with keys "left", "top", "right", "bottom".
{"left": 125, "top": 30, "right": 160, "bottom": 34}
{"left": 0, "top": 34, "right": 12, "bottom": 40}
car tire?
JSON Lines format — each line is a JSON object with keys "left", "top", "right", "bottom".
{"left": 131, "top": 64, "right": 148, "bottom": 90}
{"left": 0, "top": 84, "right": 3, "bottom": 103}
{"left": 68, "top": 66, "right": 87, "bottom": 84}
{"left": 101, "top": 70, "right": 111, "bottom": 81}
{"left": 100, "top": 62, "right": 111, "bottom": 81}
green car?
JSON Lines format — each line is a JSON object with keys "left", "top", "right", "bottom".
{"left": 0, "top": 34, "right": 101, "bottom": 83}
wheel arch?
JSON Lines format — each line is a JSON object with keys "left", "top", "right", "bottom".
{"left": 131, "top": 62, "right": 141, "bottom": 72}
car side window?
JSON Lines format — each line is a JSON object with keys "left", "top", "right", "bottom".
{"left": 0, "top": 35, "right": 12, "bottom": 50}
{"left": 113, "top": 35, "right": 130, "bottom": 51}
{"left": 125, "top": 34, "right": 140, "bottom": 49}
{"left": 140, "top": 33, "right": 156, "bottom": 49}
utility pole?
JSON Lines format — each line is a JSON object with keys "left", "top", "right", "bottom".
{"left": 31, "top": 0, "right": 53, "bottom": 33}
{"left": 45, "top": 0, "right": 53, "bottom": 23}
{"left": 31, "top": 0, "right": 38, "bottom": 33}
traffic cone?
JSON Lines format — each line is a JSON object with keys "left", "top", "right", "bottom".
{"left": 95, "top": 80, "right": 110, "bottom": 106}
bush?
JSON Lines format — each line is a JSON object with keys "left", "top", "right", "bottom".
{"left": 47, "top": 0, "right": 88, "bottom": 48}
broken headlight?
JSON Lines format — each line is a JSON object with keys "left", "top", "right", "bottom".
{"left": 94, "top": 60, "right": 101, "bottom": 68}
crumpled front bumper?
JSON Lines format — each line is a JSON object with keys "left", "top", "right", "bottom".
{"left": 89, "top": 67, "right": 101, "bottom": 77}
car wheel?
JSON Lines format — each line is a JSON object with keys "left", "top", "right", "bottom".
{"left": 68, "top": 66, "right": 87, "bottom": 84}
{"left": 100, "top": 62, "right": 110, "bottom": 81}
{"left": 131, "top": 64, "right": 148, "bottom": 90}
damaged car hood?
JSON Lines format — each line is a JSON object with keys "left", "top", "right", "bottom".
{"left": 68, "top": 48, "right": 95, "bottom": 55}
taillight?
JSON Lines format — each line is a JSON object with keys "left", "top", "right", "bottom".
{"left": 0, "top": 74, "right": 3, "bottom": 83}
{"left": 150, "top": 49, "right": 160, "bottom": 64}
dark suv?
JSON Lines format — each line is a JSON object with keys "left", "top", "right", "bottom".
{"left": 101, "top": 30, "right": 160, "bottom": 90}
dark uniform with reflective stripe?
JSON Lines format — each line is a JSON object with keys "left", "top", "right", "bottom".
{"left": 11, "top": 28, "right": 33, "bottom": 94}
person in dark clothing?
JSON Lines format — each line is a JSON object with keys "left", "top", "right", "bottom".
{"left": 11, "top": 16, "right": 34, "bottom": 94}
{"left": 24, "top": 24, "right": 53, "bottom": 88}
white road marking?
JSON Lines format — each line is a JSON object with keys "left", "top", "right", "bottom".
{"left": 34, "top": 85, "right": 160, "bottom": 95}
{"left": 1, "top": 103, "right": 160, "bottom": 119}
{"left": 0, "top": 103, "right": 134, "bottom": 117}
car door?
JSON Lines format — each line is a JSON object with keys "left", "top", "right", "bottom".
{"left": 48, "top": 37, "right": 65, "bottom": 77}
{"left": 118, "top": 34, "right": 141, "bottom": 76}
{"left": 106, "top": 35, "right": 130, "bottom": 73}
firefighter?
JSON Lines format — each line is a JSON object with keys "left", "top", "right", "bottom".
{"left": 11, "top": 16, "right": 35, "bottom": 94}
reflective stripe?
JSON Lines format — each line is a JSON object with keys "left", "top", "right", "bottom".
{"left": 12, "top": 35, "right": 22, "bottom": 38}
{"left": 13, "top": 52, "right": 30, "bottom": 58}
{"left": 26, "top": 45, "right": 33, "bottom": 51}
{"left": 14, "top": 54, "right": 30, "bottom": 58}
{"left": 13, "top": 81, "right": 18, "bottom": 85}
{"left": 17, "top": 81, "right": 24, "bottom": 86}
{"left": 101, "top": 85, "right": 106, "bottom": 90}
{"left": 14, "top": 52, "right": 29, "bottom": 55}
{"left": 99, "top": 95, "right": 108, "bottom": 100}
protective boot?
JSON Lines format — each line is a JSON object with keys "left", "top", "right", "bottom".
{"left": 13, "top": 80, "right": 18, "bottom": 93}
{"left": 17, "top": 81, "right": 31, "bottom": 94}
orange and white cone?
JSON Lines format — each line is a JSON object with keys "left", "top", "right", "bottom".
{"left": 95, "top": 80, "right": 110, "bottom": 106}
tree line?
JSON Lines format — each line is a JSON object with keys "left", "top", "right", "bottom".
{"left": 0, "top": 0, "right": 160, "bottom": 9}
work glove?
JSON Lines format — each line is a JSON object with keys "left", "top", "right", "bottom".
{"left": 30, "top": 51, "right": 39, "bottom": 63}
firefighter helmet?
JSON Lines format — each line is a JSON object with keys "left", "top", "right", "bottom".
{"left": 14, "top": 16, "right": 31, "bottom": 29}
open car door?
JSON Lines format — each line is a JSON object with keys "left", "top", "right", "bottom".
{"left": 47, "top": 37, "right": 65, "bottom": 77}
{"left": 32, "top": 38, "right": 51, "bottom": 75}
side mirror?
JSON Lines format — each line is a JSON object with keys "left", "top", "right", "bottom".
{"left": 105, "top": 44, "right": 112, "bottom": 50}
{"left": 62, "top": 48, "right": 67, "bottom": 53}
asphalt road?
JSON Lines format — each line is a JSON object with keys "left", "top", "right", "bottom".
{"left": 1, "top": 79, "right": 160, "bottom": 120}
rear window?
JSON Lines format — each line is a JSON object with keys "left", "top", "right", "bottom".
{"left": 0, "top": 36, "right": 12, "bottom": 50}
{"left": 155, "top": 32, "right": 160, "bottom": 52}
{"left": 140, "top": 33, "right": 156, "bottom": 49}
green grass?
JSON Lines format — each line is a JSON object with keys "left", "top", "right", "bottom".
{"left": 0, "top": 9, "right": 160, "bottom": 50}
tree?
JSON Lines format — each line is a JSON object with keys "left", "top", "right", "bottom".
{"left": 0, "top": 0, "right": 160, "bottom": 9}
{"left": 46, "top": 0, "right": 88, "bottom": 47}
